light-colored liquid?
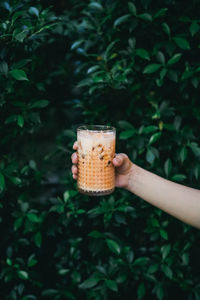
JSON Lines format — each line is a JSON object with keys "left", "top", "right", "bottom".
{"left": 77, "top": 130, "right": 115, "bottom": 196}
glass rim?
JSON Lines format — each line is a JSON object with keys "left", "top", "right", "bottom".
{"left": 77, "top": 125, "right": 115, "bottom": 132}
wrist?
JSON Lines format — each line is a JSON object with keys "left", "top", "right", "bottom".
{"left": 126, "top": 162, "right": 140, "bottom": 192}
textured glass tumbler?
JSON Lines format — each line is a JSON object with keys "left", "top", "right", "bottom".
{"left": 77, "top": 125, "right": 116, "bottom": 196}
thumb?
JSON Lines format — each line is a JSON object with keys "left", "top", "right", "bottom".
{"left": 112, "top": 153, "right": 131, "bottom": 174}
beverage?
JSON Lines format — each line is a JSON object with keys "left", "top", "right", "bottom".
{"left": 77, "top": 125, "right": 116, "bottom": 196}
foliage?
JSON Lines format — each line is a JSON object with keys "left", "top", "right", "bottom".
{"left": 0, "top": 0, "right": 200, "bottom": 299}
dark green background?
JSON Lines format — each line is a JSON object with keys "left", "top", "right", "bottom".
{"left": 0, "top": 0, "right": 200, "bottom": 299}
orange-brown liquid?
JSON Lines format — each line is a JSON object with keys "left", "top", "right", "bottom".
{"left": 77, "top": 131, "right": 115, "bottom": 195}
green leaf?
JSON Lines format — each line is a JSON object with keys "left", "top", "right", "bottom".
{"left": 9, "top": 69, "right": 29, "bottom": 81}
{"left": 181, "top": 253, "right": 189, "bottom": 266}
{"left": 58, "top": 269, "right": 70, "bottom": 276}
{"left": 116, "top": 274, "right": 127, "bottom": 283}
{"left": 71, "top": 270, "right": 81, "bottom": 283}
{"left": 189, "top": 21, "right": 200, "bottom": 36}
{"left": 87, "top": 65, "right": 100, "bottom": 74}
{"left": 192, "top": 77, "right": 199, "bottom": 88}
{"left": 135, "top": 49, "right": 150, "bottom": 60}
{"left": 193, "top": 290, "right": 200, "bottom": 300}
{"left": 28, "top": 6, "right": 39, "bottom": 17}
{"left": 6, "top": 258, "right": 12, "bottom": 266}
{"left": 126, "top": 249, "right": 134, "bottom": 263}
{"left": 148, "top": 264, "right": 159, "bottom": 274}
{"left": 159, "top": 229, "right": 168, "bottom": 240}
{"left": 105, "top": 280, "right": 118, "bottom": 292}
{"left": 151, "top": 217, "right": 160, "bottom": 227}
{"left": 77, "top": 78, "right": 93, "bottom": 88}
{"left": 10, "top": 177, "right": 22, "bottom": 185}
{"left": 63, "top": 129, "right": 76, "bottom": 139}
{"left": 14, "top": 217, "right": 23, "bottom": 231}
{"left": 114, "top": 14, "right": 131, "bottom": 27}
{"left": 12, "top": 59, "right": 32, "bottom": 69}
{"left": 11, "top": 11, "right": 26, "bottom": 24}
{"left": 180, "top": 147, "right": 188, "bottom": 163}
{"left": 34, "top": 232, "right": 42, "bottom": 247}
{"left": 14, "top": 30, "right": 29, "bottom": 43}
{"left": 104, "top": 40, "right": 119, "bottom": 59}
{"left": 181, "top": 68, "right": 193, "bottom": 81}
{"left": 17, "top": 270, "right": 29, "bottom": 280}
{"left": 79, "top": 276, "right": 100, "bottom": 289}
{"left": 27, "top": 213, "right": 40, "bottom": 223}
{"left": 138, "top": 13, "right": 152, "bottom": 22}
{"left": 141, "top": 125, "right": 158, "bottom": 134}
{"left": 128, "top": 37, "right": 136, "bottom": 49}
{"left": 29, "top": 160, "right": 36, "bottom": 170}
{"left": 63, "top": 191, "right": 70, "bottom": 202}
{"left": 164, "top": 158, "right": 172, "bottom": 177}
{"left": 89, "top": 2, "right": 103, "bottom": 11}
{"left": 167, "top": 70, "right": 178, "bottom": 82}
{"left": 88, "top": 230, "right": 104, "bottom": 238}
{"left": 143, "top": 64, "right": 161, "bottom": 74}
{"left": 160, "top": 68, "right": 167, "bottom": 80}
{"left": 161, "top": 264, "right": 173, "bottom": 279}
{"left": 71, "top": 40, "right": 84, "bottom": 50}
{"left": 2, "top": 2, "right": 11, "bottom": 11}
{"left": 167, "top": 53, "right": 182, "bottom": 65}
{"left": 128, "top": 2, "right": 137, "bottom": 15}
{"left": 137, "top": 282, "right": 146, "bottom": 299}
{"left": 42, "top": 289, "right": 58, "bottom": 296}
{"left": 146, "top": 148, "right": 155, "bottom": 164}
{"left": 118, "top": 120, "right": 134, "bottom": 130}
{"left": 149, "top": 132, "right": 161, "bottom": 145}
{"left": 0, "top": 172, "right": 5, "bottom": 191}
{"left": 17, "top": 115, "right": 24, "bottom": 127}
{"left": 173, "top": 37, "right": 190, "bottom": 50}
{"left": 29, "top": 100, "right": 49, "bottom": 109}
{"left": 162, "top": 22, "right": 170, "bottom": 35}
{"left": 156, "top": 51, "right": 165, "bottom": 64}
{"left": 133, "top": 257, "right": 149, "bottom": 266}
{"left": 106, "top": 239, "right": 120, "bottom": 255}
{"left": 171, "top": 174, "right": 186, "bottom": 182}
{"left": 161, "top": 244, "right": 171, "bottom": 260}
{"left": 153, "top": 283, "right": 164, "bottom": 300}
{"left": 154, "top": 8, "right": 168, "bottom": 19}
{"left": 0, "top": 61, "right": 8, "bottom": 75}
{"left": 189, "top": 142, "right": 200, "bottom": 157}
{"left": 28, "top": 254, "right": 37, "bottom": 267}
{"left": 119, "top": 130, "right": 135, "bottom": 139}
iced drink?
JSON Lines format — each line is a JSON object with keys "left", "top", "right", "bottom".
{"left": 77, "top": 125, "right": 116, "bottom": 196}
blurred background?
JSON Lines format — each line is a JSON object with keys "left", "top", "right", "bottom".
{"left": 0, "top": 0, "right": 200, "bottom": 299}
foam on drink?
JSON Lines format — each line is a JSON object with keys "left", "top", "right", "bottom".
{"left": 77, "top": 128, "right": 115, "bottom": 195}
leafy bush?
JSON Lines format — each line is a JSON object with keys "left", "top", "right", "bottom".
{"left": 0, "top": 0, "right": 200, "bottom": 299}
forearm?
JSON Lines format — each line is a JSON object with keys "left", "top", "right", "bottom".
{"left": 127, "top": 163, "right": 200, "bottom": 229}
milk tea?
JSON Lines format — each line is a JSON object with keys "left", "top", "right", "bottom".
{"left": 77, "top": 126, "right": 116, "bottom": 196}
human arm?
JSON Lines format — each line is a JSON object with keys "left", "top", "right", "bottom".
{"left": 126, "top": 162, "right": 200, "bottom": 229}
{"left": 71, "top": 142, "right": 200, "bottom": 229}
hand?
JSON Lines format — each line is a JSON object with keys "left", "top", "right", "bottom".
{"left": 71, "top": 141, "right": 133, "bottom": 189}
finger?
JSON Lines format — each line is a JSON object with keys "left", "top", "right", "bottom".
{"left": 71, "top": 152, "right": 78, "bottom": 164}
{"left": 72, "top": 174, "right": 77, "bottom": 180}
{"left": 73, "top": 141, "right": 78, "bottom": 150}
{"left": 112, "top": 153, "right": 126, "bottom": 167}
{"left": 113, "top": 153, "right": 132, "bottom": 174}
{"left": 71, "top": 165, "right": 78, "bottom": 175}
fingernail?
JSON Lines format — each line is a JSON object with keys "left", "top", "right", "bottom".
{"left": 116, "top": 156, "right": 121, "bottom": 162}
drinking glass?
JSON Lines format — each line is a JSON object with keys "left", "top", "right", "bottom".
{"left": 77, "top": 125, "right": 116, "bottom": 196}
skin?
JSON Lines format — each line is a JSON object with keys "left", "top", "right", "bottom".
{"left": 71, "top": 141, "right": 200, "bottom": 229}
